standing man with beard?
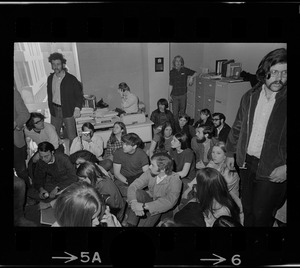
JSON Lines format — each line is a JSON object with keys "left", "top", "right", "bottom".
{"left": 225, "top": 48, "right": 287, "bottom": 227}
{"left": 47, "top": 52, "right": 83, "bottom": 149}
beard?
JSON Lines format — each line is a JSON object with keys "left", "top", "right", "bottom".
{"left": 196, "top": 136, "right": 206, "bottom": 143}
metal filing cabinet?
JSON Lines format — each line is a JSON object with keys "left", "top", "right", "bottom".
{"left": 186, "top": 76, "right": 251, "bottom": 127}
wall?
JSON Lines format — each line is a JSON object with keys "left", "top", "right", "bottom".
{"left": 76, "top": 43, "right": 144, "bottom": 111}
{"left": 143, "top": 43, "right": 170, "bottom": 113}
{"left": 202, "top": 43, "right": 287, "bottom": 74}
{"left": 170, "top": 43, "right": 205, "bottom": 74}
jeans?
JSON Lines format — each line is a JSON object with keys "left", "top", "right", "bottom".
{"left": 240, "top": 154, "right": 287, "bottom": 227}
{"left": 126, "top": 189, "right": 161, "bottom": 227}
{"left": 172, "top": 93, "right": 187, "bottom": 120}
{"left": 51, "top": 105, "right": 77, "bottom": 147}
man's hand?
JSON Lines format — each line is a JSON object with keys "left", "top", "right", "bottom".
{"left": 14, "top": 121, "right": 17, "bottom": 130}
{"left": 73, "top": 107, "right": 81, "bottom": 118}
{"left": 226, "top": 157, "right": 235, "bottom": 170}
{"left": 130, "top": 201, "right": 145, "bottom": 216}
{"left": 168, "top": 95, "right": 173, "bottom": 103}
{"left": 39, "top": 188, "right": 49, "bottom": 199}
{"left": 188, "top": 77, "right": 194, "bottom": 86}
{"left": 269, "top": 165, "right": 287, "bottom": 183}
{"left": 49, "top": 186, "right": 60, "bottom": 199}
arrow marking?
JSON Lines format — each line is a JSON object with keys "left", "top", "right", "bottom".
{"left": 200, "top": 253, "right": 226, "bottom": 265}
{"left": 52, "top": 251, "right": 78, "bottom": 263}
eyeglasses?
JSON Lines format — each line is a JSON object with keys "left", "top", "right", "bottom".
{"left": 269, "top": 70, "right": 287, "bottom": 78}
{"left": 212, "top": 118, "right": 220, "bottom": 121}
{"left": 34, "top": 118, "right": 44, "bottom": 125}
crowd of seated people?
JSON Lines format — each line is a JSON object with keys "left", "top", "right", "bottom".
{"left": 16, "top": 97, "right": 285, "bottom": 228}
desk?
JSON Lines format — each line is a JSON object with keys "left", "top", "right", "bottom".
{"left": 93, "top": 119, "right": 154, "bottom": 148}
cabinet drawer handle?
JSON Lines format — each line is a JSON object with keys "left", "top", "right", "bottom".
{"left": 216, "top": 100, "right": 222, "bottom": 103}
{"left": 209, "top": 84, "right": 212, "bottom": 87}
{"left": 208, "top": 99, "right": 211, "bottom": 102}
{"left": 198, "top": 96, "right": 201, "bottom": 98}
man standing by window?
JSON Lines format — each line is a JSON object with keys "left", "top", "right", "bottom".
{"left": 47, "top": 52, "right": 83, "bottom": 148}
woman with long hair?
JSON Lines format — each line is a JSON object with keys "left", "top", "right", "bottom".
{"left": 174, "top": 113, "right": 195, "bottom": 146}
{"left": 148, "top": 121, "right": 174, "bottom": 158}
{"left": 76, "top": 161, "right": 125, "bottom": 222}
{"left": 206, "top": 141, "right": 240, "bottom": 197}
{"left": 103, "top": 121, "right": 127, "bottom": 161}
{"left": 53, "top": 181, "right": 120, "bottom": 227}
{"left": 174, "top": 167, "right": 243, "bottom": 227}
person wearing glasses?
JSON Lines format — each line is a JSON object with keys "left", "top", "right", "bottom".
{"left": 211, "top": 112, "right": 231, "bottom": 144}
{"left": 25, "top": 112, "right": 64, "bottom": 158}
{"left": 225, "top": 48, "right": 287, "bottom": 227}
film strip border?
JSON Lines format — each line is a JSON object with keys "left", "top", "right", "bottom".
{"left": 3, "top": 3, "right": 298, "bottom": 42}
{"left": 3, "top": 227, "right": 295, "bottom": 266}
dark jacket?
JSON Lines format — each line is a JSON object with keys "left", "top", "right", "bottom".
{"left": 47, "top": 72, "right": 83, "bottom": 118}
{"left": 150, "top": 109, "right": 175, "bottom": 129}
{"left": 226, "top": 83, "right": 286, "bottom": 179}
{"left": 218, "top": 123, "right": 231, "bottom": 143}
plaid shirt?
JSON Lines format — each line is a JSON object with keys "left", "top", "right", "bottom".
{"left": 104, "top": 138, "right": 124, "bottom": 160}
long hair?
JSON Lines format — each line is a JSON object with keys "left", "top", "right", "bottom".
{"left": 109, "top": 121, "right": 127, "bottom": 144}
{"left": 157, "top": 98, "right": 169, "bottom": 111}
{"left": 172, "top": 55, "right": 184, "bottom": 69}
{"left": 256, "top": 48, "right": 287, "bottom": 83}
{"left": 76, "top": 161, "right": 108, "bottom": 186}
{"left": 69, "top": 150, "right": 100, "bottom": 165}
{"left": 174, "top": 132, "right": 189, "bottom": 150}
{"left": 26, "top": 112, "right": 45, "bottom": 131}
{"left": 53, "top": 181, "right": 102, "bottom": 227}
{"left": 157, "top": 121, "right": 174, "bottom": 151}
{"left": 195, "top": 167, "right": 240, "bottom": 223}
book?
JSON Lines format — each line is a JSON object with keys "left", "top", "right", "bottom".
{"left": 40, "top": 207, "right": 56, "bottom": 225}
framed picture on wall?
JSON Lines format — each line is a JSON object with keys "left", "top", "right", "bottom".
{"left": 155, "top": 57, "right": 164, "bottom": 72}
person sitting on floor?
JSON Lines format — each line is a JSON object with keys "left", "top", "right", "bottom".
{"left": 76, "top": 161, "right": 126, "bottom": 222}
{"left": 174, "top": 113, "right": 195, "bottom": 147}
{"left": 148, "top": 121, "right": 174, "bottom": 159}
{"left": 52, "top": 181, "right": 121, "bottom": 227}
{"left": 150, "top": 98, "right": 175, "bottom": 135}
{"left": 103, "top": 121, "right": 127, "bottom": 162}
{"left": 70, "top": 122, "right": 105, "bottom": 161}
{"left": 31, "top": 141, "right": 78, "bottom": 201}
{"left": 125, "top": 152, "right": 182, "bottom": 227}
{"left": 174, "top": 167, "right": 243, "bottom": 227}
{"left": 193, "top": 108, "right": 214, "bottom": 128}
{"left": 113, "top": 133, "right": 149, "bottom": 197}
{"left": 191, "top": 124, "right": 218, "bottom": 169}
